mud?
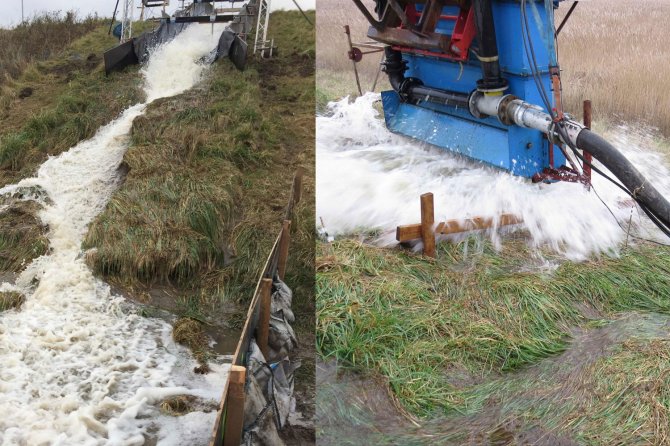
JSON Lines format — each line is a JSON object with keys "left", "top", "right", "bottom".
{"left": 112, "top": 283, "right": 242, "bottom": 358}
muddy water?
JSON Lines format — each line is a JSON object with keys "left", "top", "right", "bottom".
{"left": 317, "top": 313, "right": 670, "bottom": 445}
{"left": 123, "top": 285, "right": 241, "bottom": 357}
{"left": 0, "top": 24, "right": 231, "bottom": 445}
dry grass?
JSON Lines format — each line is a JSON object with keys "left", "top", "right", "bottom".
{"left": 317, "top": 0, "right": 670, "bottom": 136}
{"left": 160, "top": 395, "right": 194, "bottom": 415}
{"left": 0, "top": 200, "right": 48, "bottom": 271}
{"left": 316, "top": 0, "right": 388, "bottom": 107}
{"left": 173, "top": 317, "right": 210, "bottom": 367}
{"left": 557, "top": 1, "right": 670, "bottom": 134}
{"left": 0, "top": 291, "right": 25, "bottom": 312}
{"left": 0, "top": 12, "right": 103, "bottom": 86}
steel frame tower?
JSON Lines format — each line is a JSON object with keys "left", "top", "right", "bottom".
{"left": 140, "top": 0, "right": 170, "bottom": 20}
{"left": 120, "top": 0, "right": 135, "bottom": 42}
{"left": 253, "top": 0, "right": 273, "bottom": 56}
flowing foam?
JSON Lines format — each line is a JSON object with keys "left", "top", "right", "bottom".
{"left": 0, "top": 24, "right": 228, "bottom": 445}
{"left": 316, "top": 93, "right": 670, "bottom": 260}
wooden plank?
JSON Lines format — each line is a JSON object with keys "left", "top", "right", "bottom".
{"left": 583, "top": 100, "right": 593, "bottom": 182}
{"left": 232, "top": 233, "right": 281, "bottom": 365}
{"left": 222, "top": 366, "right": 247, "bottom": 446}
{"left": 437, "top": 214, "right": 523, "bottom": 234}
{"left": 367, "top": 26, "right": 450, "bottom": 51}
{"left": 211, "top": 229, "right": 281, "bottom": 445}
{"left": 420, "top": 193, "right": 436, "bottom": 258}
{"left": 397, "top": 213, "right": 523, "bottom": 242}
{"left": 257, "top": 278, "right": 273, "bottom": 359}
{"left": 278, "top": 220, "right": 292, "bottom": 280}
{"left": 396, "top": 223, "right": 422, "bottom": 241}
{"left": 208, "top": 376, "right": 231, "bottom": 446}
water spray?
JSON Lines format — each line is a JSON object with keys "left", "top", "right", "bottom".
{"left": 351, "top": 0, "right": 670, "bottom": 240}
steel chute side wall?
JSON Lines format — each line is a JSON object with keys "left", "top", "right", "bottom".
{"left": 104, "top": 39, "right": 139, "bottom": 75}
{"left": 104, "top": 0, "right": 257, "bottom": 74}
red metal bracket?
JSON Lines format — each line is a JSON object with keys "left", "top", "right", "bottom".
{"left": 449, "top": 7, "right": 476, "bottom": 60}
{"left": 395, "top": 5, "right": 476, "bottom": 62}
{"left": 348, "top": 47, "right": 363, "bottom": 62}
{"left": 532, "top": 166, "right": 590, "bottom": 185}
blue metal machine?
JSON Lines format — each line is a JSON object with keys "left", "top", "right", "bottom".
{"left": 354, "top": 0, "right": 568, "bottom": 180}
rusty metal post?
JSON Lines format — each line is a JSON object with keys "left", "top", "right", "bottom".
{"left": 420, "top": 193, "right": 436, "bottom": 258}
{"left": 257, "top": 278, "right": 272, "bottom": 359}
{"left": 278, "top": 220, "right": 292, "bottom": 280}
{"left": 222, "top": 365, "right": 246, "bottom": 446}
{"left": 344, "top": 25, "right": 363, "bottom": 96}
{"left": 371, "top": 51, "right": 385, "bottom": 92}
{"left": 583, "top": 100, "right": 593, "bottom": 184}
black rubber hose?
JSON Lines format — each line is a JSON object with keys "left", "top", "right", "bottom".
{"left": 383, "top": 47, "right": 470, "bottom": 107}
{"left": 384, "top": 46, "right": 405, "bottom": 92}
{"left": 411, "top": 86, "right": 470, "bottom": 108}
{"left": 576, "top": 128, "right": 670, "bottom": 228}
{"left": 472, "top": 0, "right": 507, "bottom": 91}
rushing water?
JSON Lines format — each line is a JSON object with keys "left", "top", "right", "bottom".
{"left": 0, "top": 24, "right": 228, "bottom": 446}
{"left": 316, "top": 93, "right": 670, "bottom": 260}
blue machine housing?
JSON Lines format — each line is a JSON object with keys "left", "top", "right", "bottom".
{"left": 381, "top": 0, "right": 565, "bottom": 178}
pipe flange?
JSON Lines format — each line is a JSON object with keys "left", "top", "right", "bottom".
{"left": 475, "top": 79, "right": 509, "bottom": 94}
{"left": 469, "top": 91, "right": 485, "bottom": 119}
{"left": 399, "top": 77, "right": 422, "bottom": 102}
{"left": 497, "top": 94, "right": 518, "bottom": 126}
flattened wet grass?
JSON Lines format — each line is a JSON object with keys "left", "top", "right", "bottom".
{"left": 317, "top": 238, "right": 670, "bottom": 418}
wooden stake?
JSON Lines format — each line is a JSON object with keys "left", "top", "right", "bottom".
{"left": 583, "top": 100, "right": 593, "bottom": 184}
{"left": 420, "top": 193, "right": 436, "bottom": 258}
{"left": 223, "top": 365, "right": 246, "bottom": 446}
{"left": 257, "top": 278, "right": 272, "bottom": 359}
{"left": 278, "top": 220, "right": 291, "bottom": 280}
{"left": 293, "top": 168, "right": 304, "bottom": 205}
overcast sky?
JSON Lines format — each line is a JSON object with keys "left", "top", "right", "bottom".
{"left": 0, "top": 0, "right": 315, "bottom": 28}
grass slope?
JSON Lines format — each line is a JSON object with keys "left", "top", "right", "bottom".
{"left": 0, "top": 20, "right": 151, "bottom": 271}
{"left": 0, "top": 25, "right": 147, "bottom": 185}
{"left": 84, "top": 11, "right": 315, "bottom": 306}
{"left": 0, "top": 12, "right": 102, "bottom": 86}
{"left": 83, "top": 10, "right": 316, "bottom": 433}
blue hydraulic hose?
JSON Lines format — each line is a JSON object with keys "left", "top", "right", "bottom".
{"left": 529, "top": 0, "right": 558, "bottom": 67}
{"left": 543, "top": 0, "right": 558, "bottom": 66}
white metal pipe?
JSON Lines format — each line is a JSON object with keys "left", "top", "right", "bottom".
{"left": 505, "top": 99, "right": 553, "bottom": 133}
{"left": 470, "top": 93, "right": 584, "bottom": 146}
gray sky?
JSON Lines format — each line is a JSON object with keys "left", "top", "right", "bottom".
{"left": 0, "top": 0, "right": 315, "bottom": 27}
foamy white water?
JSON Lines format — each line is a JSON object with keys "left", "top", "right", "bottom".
{"left": 317, "top": 93, "right": 670, "bottom": 260}
{"left": 0, "top": 24, "right": 228, "bottom": 445}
